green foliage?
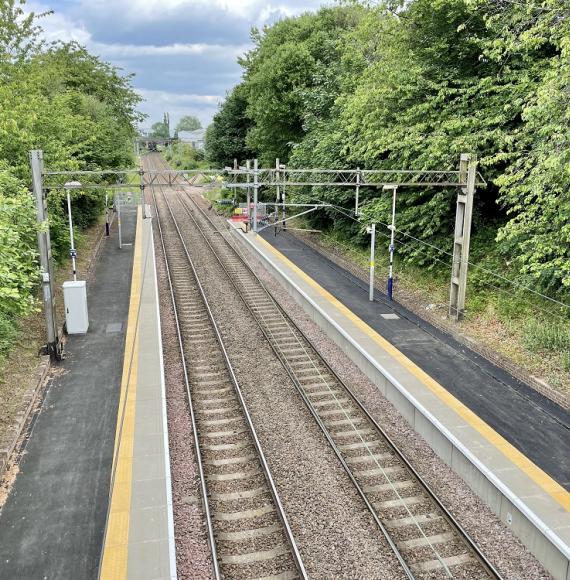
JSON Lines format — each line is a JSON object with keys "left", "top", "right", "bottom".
{"left": 240, "top": 7, "right": 362, "bottom": 165}
{"left": 523, "top": 320, "right": 570, "bottom": 353}
{"left": 164, "top": 142, "right": 206, "bottom": 170}
{"left": 149, "top": 121, "right": 170, "bottom": 138}
{"left": 0, "top": 1, "right": 142, "bottom": 348}
{"left": 176, "top": 115, "right": 201, "bottom": 132}
{"left": 216, "top": 0, "right": 569, "bottom": 302}
{"left": 205, "top": 85, "right": 254, "bottom": 167}
{"left": 0, "top": 166, "right": 38, "bottom": 318}
{"left": 0, "top": 312, "right": 18, "bottom": 363}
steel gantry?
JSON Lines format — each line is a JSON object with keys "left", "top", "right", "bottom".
{"left": 223, "top": 155, "right": 485, "bottom": 320}
{"left": 34, "top": 153, "right": 482, "bottom": 362}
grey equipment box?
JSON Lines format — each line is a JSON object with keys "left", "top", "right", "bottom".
{"left": 63, "top": 280, "right": 89, "bottom": 334}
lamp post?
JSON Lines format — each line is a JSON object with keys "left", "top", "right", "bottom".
{"left": 64, "top": 181, "right": 82, "bottom": 281}
{"left": 367, "top": 223, "right": 376, "bottom": 302}
{"left": 383, "top": 184, "right": 398, "bottom": 300}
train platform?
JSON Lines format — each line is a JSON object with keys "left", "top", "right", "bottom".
{"left": 230, "top": 225, "right": 570, "bottom": 580}
{"left": 0, "top": 206, "right": 175, "bottom": 580}
{"left": 0, "top": 206, "right": 137, "bottom": 578}
{"left": 99, "top": 209, "right": 176, "bottom": 580}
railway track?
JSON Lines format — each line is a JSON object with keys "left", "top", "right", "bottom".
{"left": 159, "top": 171, "right": 502, "bottom": 579}
{"left": 148, "top": 162, "right": 307, "bottom": 579}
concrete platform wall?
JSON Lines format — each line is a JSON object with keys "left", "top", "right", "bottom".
{"left": 231, "top": 227, "right": 570, "bottom": 580}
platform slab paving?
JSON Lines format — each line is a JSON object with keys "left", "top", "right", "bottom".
{"left": 232, "top": 225, "right": 570, "bottom": 580}
{"left": 99, "top": 214, "right": 176, "bottom": 580}
{"left": 0, "top": 207, "right": 137, "bottom": 579}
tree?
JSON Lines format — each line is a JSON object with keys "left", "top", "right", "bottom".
{"left": 205, "top": 86, "right": 253, "bottom": 166}
{"left": 239, "top": 7, "right": 362, "bottom": 164}
{"left": 0, "top": 1, "right": 143, "bottom": 360}
{"left": 149, "top": 121, "right": 170, "bottom": 138}
{"left": 176, "top": 115, "right": 201, "bottom": 132}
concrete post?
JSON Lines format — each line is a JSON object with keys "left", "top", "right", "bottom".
{"left": 449, "top": 154, "right": 477, "bottom": 320}
{"left": 30, "top": 150, "right": 61, "bottom": 360}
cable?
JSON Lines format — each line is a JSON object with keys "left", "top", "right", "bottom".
{"left": 304, "top": 200, "right": 570, "bottom": 315}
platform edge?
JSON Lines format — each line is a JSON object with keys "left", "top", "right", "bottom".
{"left": 231, "top": 226, "right": 570, "bottom": 580}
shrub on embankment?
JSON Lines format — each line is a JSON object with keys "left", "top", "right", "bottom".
{"left": 164, "top": 142, "right": 208, "bottom": 170}
{"left": 205, "top": 0, "right": 570, "bottom": 305}
{"left": 0, "top": 1, "right": 143, "bottom": 360}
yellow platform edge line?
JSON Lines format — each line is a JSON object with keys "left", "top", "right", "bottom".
{"left": 257, "top": 235, "right": 570, "bottom": 512}
{"left": 100, "top": 207, "right": 143, "bottom": 580}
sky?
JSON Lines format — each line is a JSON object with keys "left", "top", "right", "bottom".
{"left": 29, "top": 0, "right": 326, "bottom": 131}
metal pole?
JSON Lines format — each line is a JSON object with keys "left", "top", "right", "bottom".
{"left": 139, "top": 165, "right": 145, "bottom": 215}
{"left": 282, "top": 163, "right": 286, "bottom": 230}
{"left": 246, "top": 160, "right": 251, "bottom": 230}
{"left": 118, "top": 194, "right": 122, "bottom": 249}
{"left": 275, "top": 157, "right": 281, "bottom": 214}
{"left": 233, "top": 159, "right": 238, "bottom": 205}
{"left": 253, "top": 158, "right": 259, "bottom": 233}
{"left": 385, "top": 185, "right": 398, "bottom": 300}
{"left": 369, "top": 224, "right": 376, "bottom": 302}
{"left": 66, "top": 190, "right": 77, "bottom": 281}
{"left": 30, "top": 150, "right": 61, "bottom": 360}
{"left": 275, "top": 158, "right": 280, "bottom": 230}
{"left": 355, "top": 167, "right": 360, "bottom": 215}
{"left": 105, "top": 194, "right": 110, "bottom": 236}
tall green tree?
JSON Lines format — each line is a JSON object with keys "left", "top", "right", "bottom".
{"left": 176, "top": 115, "right": 202, "bottom": 132}
{"left": 150, "top": 121, "right": 170, "bottom": 138}
{"left": 0, "top": 0, "right": 143, "bottom": 357}
{"left": 205, "top": 86, "right": 253, "bottom": 166}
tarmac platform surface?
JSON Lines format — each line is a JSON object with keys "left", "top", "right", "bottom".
{"left": 0, "top": 208, "right": 137, "bottom": 579}
{"left": 260, "top": 229, "right": 570, "bottom": 490}
{"left": 0, "top": 206, "right": 176, "bottom": 580}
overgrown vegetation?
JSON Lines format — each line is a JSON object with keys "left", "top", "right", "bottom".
{"left": 0, "top": 0, "right": 142, "bottom": 362}
{"left": 205, "top": 0, "right": 570, "bottom": 387}
{"left": 206, "top": 0, "right": 570, "bottom": 301}
{"left": 164, "top": 142, "right": 208, "bottom": 170}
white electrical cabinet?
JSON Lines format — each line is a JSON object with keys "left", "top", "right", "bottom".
{"left": 63, "top": 280, "right": 89, "bottom": 334}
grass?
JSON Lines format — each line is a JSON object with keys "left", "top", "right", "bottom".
{"left": 523, "top": 320, "right": 570, "bottom": 352}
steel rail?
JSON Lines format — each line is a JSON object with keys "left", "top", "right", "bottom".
{"left": 175, "top": 182, "right": 502, "bottom": 580}
{"left": 148, "top": 155, "right": 308, "bottom": 579}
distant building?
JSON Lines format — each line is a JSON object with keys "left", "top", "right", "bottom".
{"left": 177, "top": 129, "right": 206, "bottom": 151}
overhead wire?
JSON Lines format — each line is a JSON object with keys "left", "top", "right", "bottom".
{"left": 309, "top": 200, "right": 570, "bottom": 321}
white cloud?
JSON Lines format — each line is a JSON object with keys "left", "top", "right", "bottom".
{"left": 91, "top": 42, "right": 249, "bottom": 58}
{"left": 26, "top": 0, "right": 325, "bottom": 126}
{"left": 77, "top": 0, "right": 323, "bottom": 22}
{"left": 28, "top": 1, "right": 91, "bottom": 44}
